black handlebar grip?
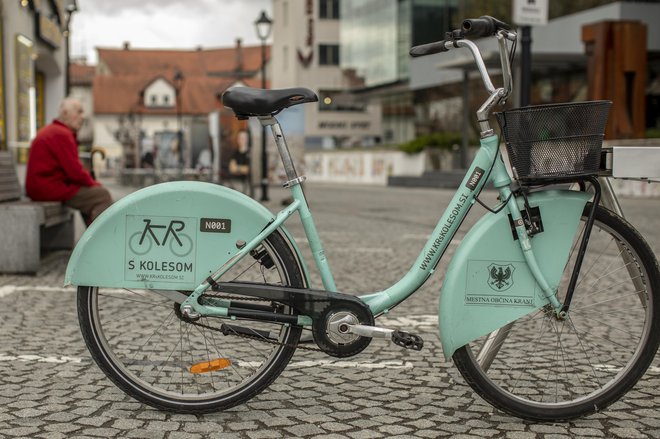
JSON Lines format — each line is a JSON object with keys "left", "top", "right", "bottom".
{"left": 462, "top": 15, "right": 510, "bottom": 38}
{"left": 409, "top": 40, "right": 449, "bottom": 58}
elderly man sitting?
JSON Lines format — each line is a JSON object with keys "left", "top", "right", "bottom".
{"left": 26, "top": 97, "right": 112, "bottom": 225}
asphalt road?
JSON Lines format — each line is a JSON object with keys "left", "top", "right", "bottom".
{"left": 0, "top": 182, "right": 658, "bottom": 438}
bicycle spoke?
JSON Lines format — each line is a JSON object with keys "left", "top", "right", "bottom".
{"left": 457, "top": 208, "right": 660, "bottom": 420}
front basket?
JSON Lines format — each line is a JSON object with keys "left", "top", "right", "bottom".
{"left": 495, "top": 101, "right": 611, "bottom": 182}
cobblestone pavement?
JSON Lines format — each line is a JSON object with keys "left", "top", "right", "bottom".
{"left": 1, "top": 182, "right": 659, "bottom": 438}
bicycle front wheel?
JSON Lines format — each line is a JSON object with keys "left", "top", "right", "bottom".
{"left": 453, "top": 204, "right": 660, "bottom": 421}
{"left": 78, "top": 231, "right": 305, "bottom": 413}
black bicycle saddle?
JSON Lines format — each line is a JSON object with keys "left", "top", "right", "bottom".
{"left": 222, "top": 86, "right": 318, "bottom": 119}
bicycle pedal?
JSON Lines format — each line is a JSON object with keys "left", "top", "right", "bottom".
{"left": 391, "top": 330, "right": 424, "bottom": 351}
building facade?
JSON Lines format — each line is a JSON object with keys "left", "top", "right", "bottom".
{"left": 339, "top": 0, "right": 457, "bottom": 146}
{"left": 90, "top": 42, "right": 267, "bottom": 176}
{"left": 1, "top": 0, "right": 75, "bottom": 174}
{"left": 271, "top": 0, "right": 382, "bottom": 149}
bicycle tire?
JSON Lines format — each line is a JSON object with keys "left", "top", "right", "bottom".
{"left": 78, "top": 231, "right": 305, "bottom": 414}
{"left": 453, "top": 204, "right": 660, "bottom": 421}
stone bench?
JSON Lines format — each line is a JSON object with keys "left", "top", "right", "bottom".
{"left": 0, "top": 151, "right": 75, "bottom": 274}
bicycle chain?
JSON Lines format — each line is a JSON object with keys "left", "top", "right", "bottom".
{"left": 190, "top": 293, "right": 324, "bottom": 352}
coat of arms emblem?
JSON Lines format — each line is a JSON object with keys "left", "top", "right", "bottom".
{"left": 488, "top": 263, "right": 515, "bottom": 291}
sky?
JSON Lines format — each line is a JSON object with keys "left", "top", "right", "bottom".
{"left": 71, "top": 0, "right": 272, "bottom": 64}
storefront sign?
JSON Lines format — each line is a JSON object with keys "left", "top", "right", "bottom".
{"left": 297, "top": 0, "right": 314, "bottom": 67}
{"left": 36, "top": 13, "right": 63, "bottom": 48}
{"left": 15, "top": 35, "right": 34, "bottom": 144}
{"left": 513, "top": 0, "right": 548, "bottom": 26}
{"left": 0, "top": 21, "right": 6, "bottom": 150}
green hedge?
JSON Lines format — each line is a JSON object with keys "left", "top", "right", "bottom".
{"left": 646, "top": 128, "right": 660, "bottom": 139}
{"left": 398, "top": 132, "right": 463, "bottom": 154}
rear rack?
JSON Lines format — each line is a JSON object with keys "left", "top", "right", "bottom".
{"left": 600, "top": 146, "right": 660, "bottom": 182}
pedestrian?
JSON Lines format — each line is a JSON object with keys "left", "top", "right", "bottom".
{"left": 25, "top": 97, "right": 113, "bottom": 225}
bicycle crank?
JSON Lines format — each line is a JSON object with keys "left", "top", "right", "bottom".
{"left": 338, "top": 323, "right": 424, "bottom": 351}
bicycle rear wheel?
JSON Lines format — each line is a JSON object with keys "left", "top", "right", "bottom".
{"left": 453, "top": 204, "right": 660, "bottom": 421}
{"left": 78, "top": 231, "right": 305, "bottom": 413}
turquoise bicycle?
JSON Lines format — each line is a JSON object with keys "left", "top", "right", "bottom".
{"left": 67, "top": 16, "right": 660, "bottom": 421}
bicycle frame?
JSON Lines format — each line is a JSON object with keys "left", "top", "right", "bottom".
{"left": 179, "top": 129, "right": 563, "bottom": 321}
{"left": 178, "top": 33, "right": 527, "bottom": 318}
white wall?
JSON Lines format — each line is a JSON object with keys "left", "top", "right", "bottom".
{"left": 143, "top": 78, "right": 176, "bottom": 108}
{"left": 272, "top": 0, "right": 344, "bottom": 90}
{"left": 305, "top": 149, "right": 425, "bottom": 185}
{"left": 272, "top": 0, "right": 382, "bottom": 140}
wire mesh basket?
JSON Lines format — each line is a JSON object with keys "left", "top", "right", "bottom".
{"left": 495, "top": 101, "right": 611, "bottom": 182}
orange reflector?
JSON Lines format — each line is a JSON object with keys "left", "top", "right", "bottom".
{"left": 189, "top": 358, "right": 232, "bottom": 374}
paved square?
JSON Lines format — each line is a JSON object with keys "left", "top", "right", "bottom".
{"left": 1, "top": 183, "right": 659, "bottom": 438}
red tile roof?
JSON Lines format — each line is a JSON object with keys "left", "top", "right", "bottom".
{"left": 97, "top": 45, "right": 268, "bottom": 78}
{"left": 93, "top": 45, "right": 270, "bottom": 115}
{"left": 69, "top": 63, "right": 95, "bottom": 86}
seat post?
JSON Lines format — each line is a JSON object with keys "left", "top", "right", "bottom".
{"left": 258, "top": 116, "right": 305, "bottom": 188}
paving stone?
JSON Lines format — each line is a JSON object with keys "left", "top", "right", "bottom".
{"left": 145, "top": 421, "right": 180, "bottom": 432}
{"left": 82, "top": 427, "right": 121, "bottom": 437}
{"left": 246, "top": 430, "right": 284, "bottom": 439}
{"left": 168, "top": 433, "right": 204, "bottom": 439}
{"left": 124, "top": 430, "right": 166, "bottom": 439}
{"left": 111, "top": 418, "right": 145, "bottom": 430}
{"left": 569, "top": 427, "right": 606, "bottom": 437}
{"left": 76, "top": 416, "right": 111, "bottom": 427}
{"left": 43, "top": 411, "right": 79, "bottom": 422}
{"left": 0, "top": 184, "right": 658, "bottom": 439}
{"left": 378, "top": 424, "right": 414, "bottom": 435}
{"left": 3, "top": 427, "right": 40, "bottom": 437}
{"left": 284, "top": 424, "right": 326, "bottom": 437}
{"left": 609, "top": 427, "right": 649, "bottom": 439}
{"left": 506, "top": 432, "right": 537, "bottom": 439}
{"left": 347, "top": 430, "right": 384, "bottom": 439}
{"left": 44, "top": 423, "right": 83, "bottom": 434}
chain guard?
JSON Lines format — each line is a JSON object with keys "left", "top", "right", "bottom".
{"left": 312, "top": 302, "right": 374, "bottom": 357}
{"left": 196, "top": 282, "right": 376, "bottom": 355}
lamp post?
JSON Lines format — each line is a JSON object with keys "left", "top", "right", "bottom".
{"left": 255, "top": 10, "right": 272, "bottom": 202}
{"left": 63, "top": 0, "right": 79, "bottom": 96}
{"left": 173, "top": 70, "right": 184, "bottom": 169}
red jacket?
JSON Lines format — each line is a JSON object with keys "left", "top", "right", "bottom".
{"left": 26, "top": 120, "right": 98, "bottom": 201}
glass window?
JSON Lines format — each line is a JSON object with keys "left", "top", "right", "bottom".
{"left": 320, "top": 0, "right": 339, "bottom": 19}
{"left": 319, "top": 44, "right": 340, "bottom": 66}
{"left": 163, "top": 95, "right": 170, "bottom": 105}
{"left": 150, "top": 95, "right": 157, "bottom": 105}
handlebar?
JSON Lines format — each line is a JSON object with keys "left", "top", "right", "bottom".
{"left": 461, "top": 15, "right": 511, "bottom": 38}
{"left": 409, "top": 40, "right": 449, "bottom": 58}
{"left": 408, "top": 16, "right": 517, "bottom": 136}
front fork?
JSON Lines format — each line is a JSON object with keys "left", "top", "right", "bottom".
{"left": 503, "top": 176, "right": 601, "bottom": 317}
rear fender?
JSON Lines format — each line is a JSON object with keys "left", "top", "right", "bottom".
{"left": 65, "top": 182, "right": 310, "bottom": 290}
{"left": 438, "top": 190, "right": 591, "bottom": 360}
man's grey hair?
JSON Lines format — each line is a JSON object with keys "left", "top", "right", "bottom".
{"left": 58, "top": 97, "right": 83, "bottom": 119}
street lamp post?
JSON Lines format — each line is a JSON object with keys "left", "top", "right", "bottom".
{"left": 173, "top": 70, "right": 184, "bottom": 170}
{"left": 255, "top": 10, "right": 272, "bottom": 202}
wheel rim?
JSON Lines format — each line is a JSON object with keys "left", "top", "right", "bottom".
{"left": 86, "top": 240, "right": 298, "bottom": 404}
{"left": 467, "top": 214, "right": 655, "bottom": 409}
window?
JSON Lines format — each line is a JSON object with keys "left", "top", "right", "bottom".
{"left": 319, "top": 44, "right": 339, "bottom": 66}
{"left": 283, "top": 1, "right": 288, "bottom": 26}
{"left": 150, "top": 95, "right": 157, "bottom": 105}
{"left": 283, "top": 46, "right": 289, "bottom": 71}
{"left": 319, "top": 0, "right": 339, "bottom": 19}
{"left": 163, "top": 95, "right": 170, "bottom": 105}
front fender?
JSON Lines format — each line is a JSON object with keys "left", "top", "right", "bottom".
{"left": 438, "top": 189, "right": 591, "bottom": 360}
{"left": 65, "top": 182, "right": 310, "bottom": 290}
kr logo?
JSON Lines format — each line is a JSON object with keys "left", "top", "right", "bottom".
{"left": 488, "top": 263, "right": 515, "bottom": 291}
{"left": 128, "top": 218, "right": 193, "bottom": 257}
